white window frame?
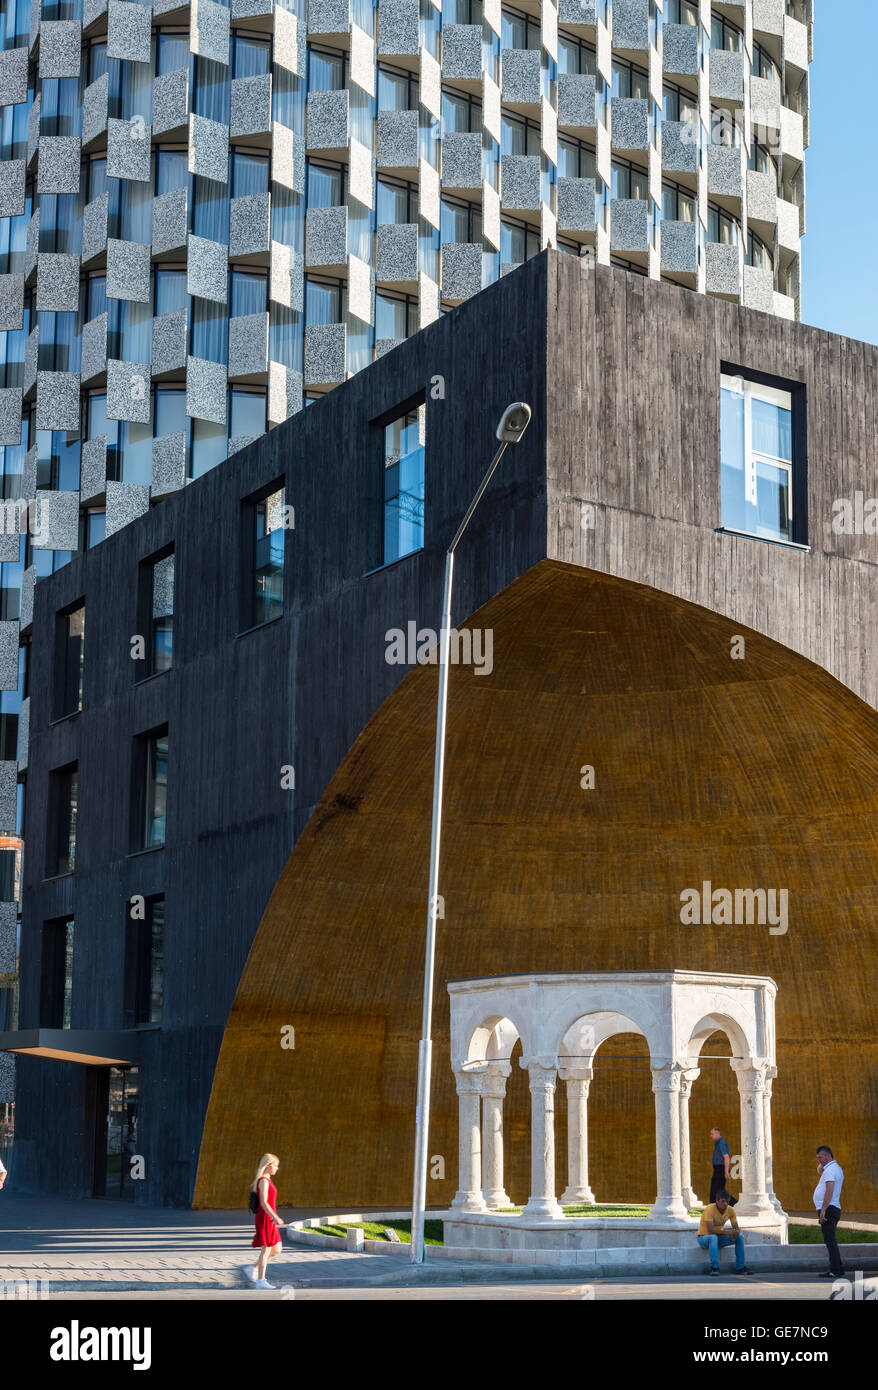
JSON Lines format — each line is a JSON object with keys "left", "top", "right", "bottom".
{"left": 721, "top": 373, "right": 793, "bottom": 527}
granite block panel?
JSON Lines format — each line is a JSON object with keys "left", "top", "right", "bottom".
{"left": 705, "top": 239, "right": 741, "bottom": 296}
{"left": 230, "top": 73, "right": 271, "bottom": 138}
{"left": 662, "top": 22, "right": 699, "bottom": 76}
{"left": 611, "top": 96, "right": 648, "bottom": 150}
{"left": 0, "top": 389, "right": 23, "bottom": 447}
{"left": 80, "top": 434, "right": 107, "bottom": 502}
{"left": 105, "top": 480, "right": 150, "bottom": 536}
{"left": 267, "top": 361, "right": 303, "bottom": 425}
{"left": 107, "top": 0, "right": 153, "bottom": 63}
{"left": 82, "top": 192, "right": 109, "bottom": 264}
{"left": 710, "top": 48, "right": 745, "bottom": 103}
{"left": 747, "top": 169, "right": 778, "bottom": 225}
{"left": 0, "top": 47, "right": 29, "bottom": 107}
{"left": 108, "top": 115, "right": 153, "bottom": 182}
{"left": 557, "top": 73, "right": 596, "bottom": 129}
{"left": 36, "top": 253, "right": 81, "bottom": 312}
{"left": 273, "top": 6, "right": 302, "bottom": 76}
{"left": 38, "top": 137, "right": 82, "bottom": 195}
{"left": 442, "top": 131, "right": 482, "bottom": 189}
{"left": 304, "top": 322, "right": 345, "bottom": 386}
{"left": 151, "top": 308, "right": 188, "bottom": 376}
{"left": 441, "top": 24, "right": 482, "bottom": 81}
{"left": 707, "top": 143, "right": 743, "bottom": 199}
{"left": 306, "top": 89, "right": 348, "bottom": 151}
{"left": 610, "top": 197, "right": 649, "bottom": 252}
{"left": 501, "top": 47, "right": 541, "bottom": 105}
{"left": 500, "top": 154, "right": 541, "bottom": 211}
{"left": 83, "top": 73, "right": 110, "bottom": 147}
{"left": 81, "top": 312, "right": 108, "bottom": 383}
{"left": 35, "top": 371, "right": 80, "bottom": 430}
{"left": 613, "top": 0, "right": 649, "bottom": 49}
{"left": 377, "top": 0, "right": 419, "bottom": 56}
{"left": 305, "top": 205, "right": 347, "bottom": 268}
{"left": 106, "top": 238, "right": 151, "bottom": 302}
{"left": 186, "top": 355, "right": 227, "bottom": 424}
{"left": 376, "top": 222, "right": 418, "bottom": 283}
{"left": 187, "top": 235, "right": 229, "bottom": 303}
{"left": 376, "top": 109, "right": 418, "bottom": 169}
{"left": 660, "top": 219, "right": 697, "bottom": 273}
{"left": 0, "top": 275, "right": 25, "bottom": 333}
{"left": 39, "top": 21, "right": 83, "bottom": 79}
{"left": 30, "top": 489, "right": 79, "bottom": 551}
{"left": 0, "top": 161, "right": 26, "bottom": 219}
{"left": 152, "top": 185, "right": 188, "bottom": 257}
{"left": 228, "top": 311, "right": 268, "bottom": 376}
{"left": 153, "top": 67, "right": 190, "bottom": 136}
{"left": 441, "top": 241, "right": 482, "bottom": 301}
{"left": 742, "top": 264, "right": 775, "bottom": 313}
{"left": 24, "top": 327, "right": 37, "bottom": 398}
{"left": 17, "top": 697, "right": 29, "bottom": 774}
{"left": 191, "top": 0, "right": 231, "bottom": 66}
{"left": 230, "top": 192, "right": 271, "bottom": 258}
{"left": 557, "top": 177, "right": 595, "bottom": 233}
{"left": 188, "top": 113, "right": 230, "bottom": 184}
{"left": 107, "top": 358, "right": 152, "bottom": 423}
{"left": 19, "top": 565, "right": 36, "bottom": 630}
{"left": 662, "top": 119, "right": 698, "bottom": 174}
{"left": 152, "top": 431, "right": 187, "bottom": 497}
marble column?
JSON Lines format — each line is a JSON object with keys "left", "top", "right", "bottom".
{"left": 480, "top": 1061, "right": 512, "bottom": 1209}
{"left": 521, "top": 1058, "right": 563, "bottom": 1219}
{"left": 678, "top": 1068, "right": 701, "bottom": 1210}
{"left": 558, "top": 1065, "right": 596, "bottom": 1206}
{"left": 450, "top": 1071, "right": 487, "bottom": 1212}
{"left": 763, "top": 1066, "right": 784, "bottom": 1213}
{"left": 731, "top": 1059, "right": 774, "bottom": 1219}
{"left": 648, "top": 1062, "right": 690, "bottom": 1221}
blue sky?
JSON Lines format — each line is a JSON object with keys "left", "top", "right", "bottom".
{"left": 801, "top": 2, "right": 878, "bottom": 344}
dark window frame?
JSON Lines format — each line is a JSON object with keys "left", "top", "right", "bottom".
{"left": 718, "top": 362, "right": 808, "bottom": 548}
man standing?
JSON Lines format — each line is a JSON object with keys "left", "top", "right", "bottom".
{"left": 709, "top": 1126, "right": 736, "bottom": 1204}
{"left": 697, "top": 1191, "right": 750, "bottom": 1277}
{"left": 814, "top": 1145, "right": 846, "bottom": 1279}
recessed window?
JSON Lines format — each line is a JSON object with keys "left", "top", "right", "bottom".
{"left": 383, "top": 406, "right": 425, "bottom": 565}
{"left": 138, "top": 550, "right": 174, "bottom": 678}
{"left": 244, "top": 485, "right": 286, "bottom": 628}
{"left": 47, "top": 763, "right": 77, "bottom": 877}
{"left": 125, "top": 895, "right": 164, "bottom": 1027}
{"left": 132, "top": 729, "right": 168, "bottom": 852}
{"left": 41, "top": 917, "right": 74, "bottom": 1029}
{"left": 53, "top": 602, "right": 85, "bottom": 719}
{"left": 721, "top": 373, "right": 804, "bottom": 545}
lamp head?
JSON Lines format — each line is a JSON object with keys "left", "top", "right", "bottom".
{"left": 495, "top": 402, "right": 532, "bottom": 444}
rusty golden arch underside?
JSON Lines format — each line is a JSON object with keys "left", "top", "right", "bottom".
{"left": 194, "top": 562, "right": 878, "bottom": 1214}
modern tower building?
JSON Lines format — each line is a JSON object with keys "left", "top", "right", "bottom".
{"left": 0, "top": 1, "right": 814, "bottom": 1181}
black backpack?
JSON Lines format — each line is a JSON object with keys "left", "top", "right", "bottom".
{"left": 248, "top": 1189, "right": 259, "bottom": 1214}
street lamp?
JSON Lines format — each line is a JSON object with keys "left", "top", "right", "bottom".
{"left": 410, "top": 401, "right": 532, "bottom": 1265}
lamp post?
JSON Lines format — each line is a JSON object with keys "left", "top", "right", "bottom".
{"left": 410, "top": 401, "right": 532, "bottom": 1265}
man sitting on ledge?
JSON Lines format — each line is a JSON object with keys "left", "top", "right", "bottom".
{"left": 697, "top": 1191, "right": 751, "bottom": 1277}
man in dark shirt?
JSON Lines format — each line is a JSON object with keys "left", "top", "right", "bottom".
{"left": 709, "top": 1127, "right": 737, "bottom": 1204}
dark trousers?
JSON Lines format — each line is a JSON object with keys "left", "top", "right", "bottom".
{"left": 709, "top": 1166, "right": 737, "bottom": 1204}
{"left": 820, "top": 1205, "right": 845, "bottom": 1275}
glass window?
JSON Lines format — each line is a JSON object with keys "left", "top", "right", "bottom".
{"left": 611, "top": 61, "right": 649, "bottom": 100}
{"left": 230, "top": 270, "right": 267, "bottom": 318}
{"left": 611, "top": 161, "right": 648, "bottom": 201}
{"left": 49, "top": 765, "right": 77, "bottom": 876}
{"left": 666, "top": 0, "right": 699, "bottom": 23}
{"left": 191, "top": 296, "right": 228, "bottom": 365}
{"left": 55, "top": 604, "right": 84, "bottom": 719}
{"left": 711, "top": 15, "right": 742, "bottom": 51}
{"left": 156, "top": 149, "right": 188, "bottom": 196}
{"left": 721, "top": 374, "right": 795, "bottom": 544}
{"left": 231, "top": 150, "right": 269, "bottom": 198}
{"left": 155, "top": 268, "right": 188, "bottom": 318}
{"left": 662, "top": 183, "right": 695, "bottom": 222}
{"left": 126, "top": 896, "right": 164, "bottom": 1026}
{"left": 146, "top": 553, "right": 174, "bottom": 675}
{"left": 143, "top": 731, "right": 168, "bottom": 849}
{"left": 42, "top": 917, "right": 74, "bottom": 1028}
{"left": 252, "top": 487, "right": 285, "bottom": 625}
{"left": 155, "top": 387, "right": 187, "bottom": 439}
{"left": 375, "top": 292, "right": 417, "bottom": 341}
{"left": 707, "top": 205, "right": 739, "bottom": 245}
{"left": 307, "top": 161, "right": 343, "bottom": 208}
{"left": 233, "top": 35, "right": 270, "bottom": 78}
{"left": 85, "top": 510, "right": 105, "bottom": 548}
{"left": 442, "top": 89, "right": 479, "bottom": 135}
{"left": 383, "top": 407, "right": 425, "bottom": 564}
{"left": 157, "top": 32, "right": 190, "bottom": 76}
{"left": 308, "top": 48, "right": 345, "bottom": 92}
{"left": 192, "top": 174, "right": 230, "bottom": 242}
{"left": 558, "top": 36, "right": 597, "bottom": 76}
{"left": 378, "top": 66, "right": 415, "bottom": 112}
{"left": 190, "top": 417, "right": 227, "bottom": 479}
{"left": 193, "top": 55, "right": 230, "bottom": 122}
{"left": 230, "top": 389, "right": 266, "bottom": 440}
{"left": 377, "top": 177, "right": 416, "bottom": 225}
{"left": 557, "top": 139, "right": 596, "bottom": 181}
{"left": 305, "top": 278, "right": 341, "bottom": 325}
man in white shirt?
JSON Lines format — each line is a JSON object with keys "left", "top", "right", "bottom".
{"left": 813, "top": 1145, "right": 845, "bottom": 1279}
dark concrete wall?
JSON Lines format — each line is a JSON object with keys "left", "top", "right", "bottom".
{"left": 547, "top": 256, "right": 878, "bottom": 707}
{"left": 13, "top": 254, "right": 549, "bottom": 1203}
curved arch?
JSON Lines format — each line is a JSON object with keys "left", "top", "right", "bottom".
{"left": 195, "top": 561, "right": 878, "bottom": 1212}
{"left": 560, "top": 1010, "right": 648, "bottom": 1066}
{"left": 685, "top": 1013, "right": 752, "bottom": 1063}
{"left": 465, "top": 1016, "right": 521, "bottom": 1066}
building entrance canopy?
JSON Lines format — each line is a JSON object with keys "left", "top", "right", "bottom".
{"left": 447, "top": 971, "right": 784, "bottom": 1225}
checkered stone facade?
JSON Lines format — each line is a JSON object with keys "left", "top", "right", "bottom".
{"left": 0, "top": 0, "right": 813, "bottom": 1102}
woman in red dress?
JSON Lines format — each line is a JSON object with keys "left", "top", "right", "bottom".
{"left": 245, "top": 1153, "right": 286, "bottom": 1288}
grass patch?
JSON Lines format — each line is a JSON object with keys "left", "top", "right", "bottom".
{"left": 789, "top": 1224, "right": 878, "bottom": 1244}
{"left": 498, "top": 1204, "right": 652, "bottom": 1218}
{"left": 310, "top": 1219, "right": 444, "bottom": 1246}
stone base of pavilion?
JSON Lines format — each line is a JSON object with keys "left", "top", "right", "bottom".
{"left": 441, "top": 1208, "right": 788, "bottom": 1263}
